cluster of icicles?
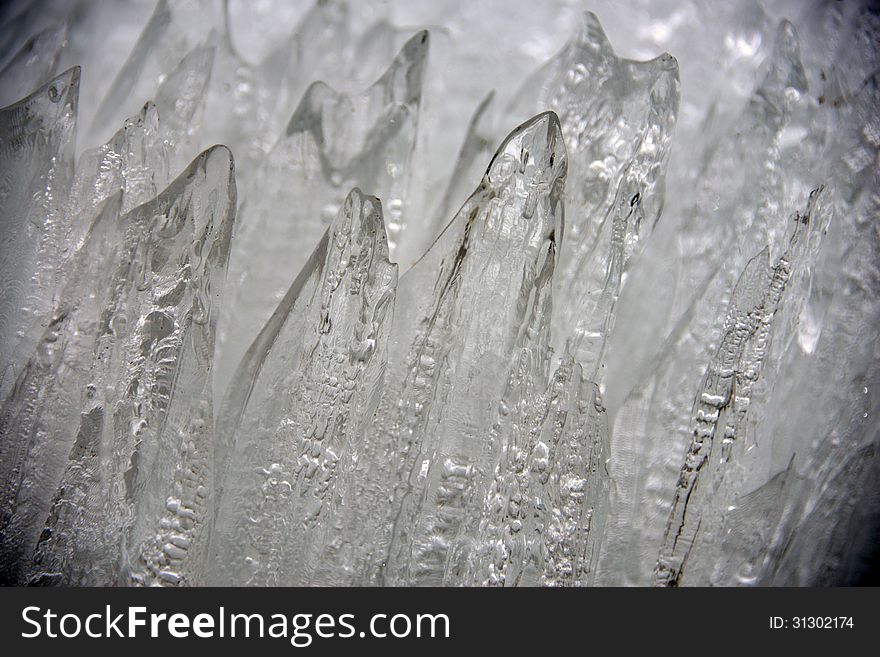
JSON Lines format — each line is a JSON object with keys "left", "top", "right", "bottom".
{"left": 0, "top": 0, "right": 878, "bottom": 586}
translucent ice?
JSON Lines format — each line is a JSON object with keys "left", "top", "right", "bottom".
{"left": 596, "top": 22, "right": 814, "bottom": 585}
{"left": 214, "top": 31, "right": 426, "bottom": 398}
{"left": 0, "top": 22, "right": 68, "bottom": 108}
{"left": 0, "top": 67, "right": 78, "bottom": 404}
{"left": 376, "top": 112, "right": 566, "bottom": 586}
{"left": 509, "top": 13, "right": 681, "bottom": 379}
{"left": 209, "top": 188, "right": 396, "bottom": 586}
{"left": 87, "top": 0, "right": 223, "bottom": 147}
{"left": 457, "top": 357, "right": 609, "bottom": 587}
{"left": 23, "top": 146, "right": 236, "bottom": 586}
{"left": 654, "top": 189, "right": 828, "bottom": 586}
{"left": 0, "top": 0, "right": 877, "bottom": 587}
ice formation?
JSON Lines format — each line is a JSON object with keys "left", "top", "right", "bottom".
{"left": 0, "top": 0, "right": 877, "bottom": 586}
{"left": 211, "top": 188, "right": 397, "bottom": 586}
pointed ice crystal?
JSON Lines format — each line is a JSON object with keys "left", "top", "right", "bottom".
{"left": 154, "top": 44, "right": 215, "bottom": 174}
{"left": 0, "top": 22, "right": 68, "bottom": 107}
{"left": 686, "top": 185, "right": 831, "bottom": 587}
{"left": 596, "top": 22, "right": 810, "bottom": 586}
{"left": 0, "top": 67, "right": 78, "bottom": 404}
{"left": 87, "top": 0, "right": 222, "bottom": 146}
{"left": 423, "top": 121, "right": 608, "bottom": 586}
{"left": 257, "top": 0, "right": 351, "bottom": 137}
{"left": 739, "top": 63, "right": 880, "bottom": 587}
{"left": 605, "top": 20, "right": 807, "bottom": 413}
{"left": 19, "top": 146, "right": 236, "bottom": 586}
{"left": 360, "top": 112, "right": 567, "bottom": 586}
{"left": 509, "top": 12, "right": 680, "bottom": 379}
{"left": 66, "top": 102, "right": 166, "bottom": 256}
{"left": 198, "top": 7, "right": 412, "bottom": 194}
{"left": 208, "top": 188, "right": 396, "bottom": 586}
{"left": 654, "top": 189, "right": 827, "bottom": 586}
{"left": 214, "top": 30, "right": 427, "bottom": 399}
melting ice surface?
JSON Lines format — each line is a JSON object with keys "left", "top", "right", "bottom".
{"left": 0, "top": 0, "right": 878, "bottom": 586}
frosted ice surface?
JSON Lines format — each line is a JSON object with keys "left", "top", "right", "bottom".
{"left": 0, "top": 97, "right": 189, "bottom": 584}
{"left": 209, "top": 188, "right": 396, "bottom": 586}
{"left": 4, "top": 192, "right": 126, "bottom": 586}
{"left": 456, "top": 357, "right": 609, "bottom": 586}
{"left": 214, "top": 30, "right": 427, "bottom": 399}
{"left": 67, "top": 103, "right": 166, "bottom": 251}
{"left": 124, "top": 146, "right": 236, "bottom": 587}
